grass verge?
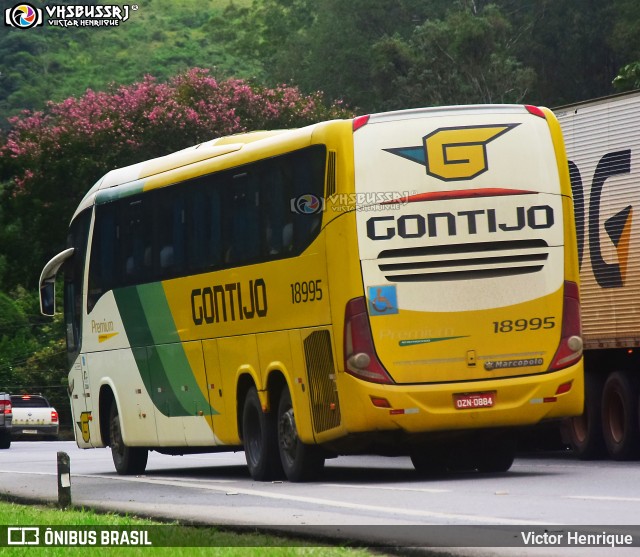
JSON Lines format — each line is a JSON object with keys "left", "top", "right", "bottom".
{"left": 0, "top": 500, "right": 379, "bottom": 556}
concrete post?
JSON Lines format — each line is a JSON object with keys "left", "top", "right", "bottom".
{"left": 57, "top": 451, "right": 71, "bottom": 508}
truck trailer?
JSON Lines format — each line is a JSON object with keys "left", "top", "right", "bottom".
{"left": 556, "top": 90, "right": 640, "bottom": 459}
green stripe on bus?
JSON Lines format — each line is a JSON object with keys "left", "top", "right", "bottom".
{"left": 95, "top": 180, "right": 145, "bottom": 204}
{"left": 114, "top": 286, "right": 154, "bottom": 347}
{"left": 137, "top": 282, "right": 181, "bottom": 345}
{"left": 115, "top": 284, "right": 217, "bottom": 417}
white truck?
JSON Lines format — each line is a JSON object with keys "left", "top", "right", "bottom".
{"left": 10, "top": 394, "right": 59, "bottom": 439}
{"left": 556, "top": 90, "right": 640, "bottom": 459}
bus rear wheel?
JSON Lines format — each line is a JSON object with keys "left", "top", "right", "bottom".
{"left": 601, "top": 371, "right": 640, "bottom": 460}
{"left": 109, "top": 402, "right": 148, "bottom": 475}
{"left": 277, "top": 388, "right": 325, "bottom": 482}
{"left": 475, "top": 437, "right": 516, "bottom": 473}
{"left": 242, "top": 386, "right": 283, "bottom": 481}
{"left": 410, "top": 448, "right": 448, "bottom": 475}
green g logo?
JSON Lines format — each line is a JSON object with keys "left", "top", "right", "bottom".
{"left": 385, "top": 123, "right": 519, "bottom": 181}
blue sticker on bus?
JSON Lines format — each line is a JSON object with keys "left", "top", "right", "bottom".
{"left": 368, "top": 285, "right": 398, "bottom": 315}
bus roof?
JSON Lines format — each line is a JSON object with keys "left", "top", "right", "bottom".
{"left": 72, "top": 128, "right": 304, "bottom": 220}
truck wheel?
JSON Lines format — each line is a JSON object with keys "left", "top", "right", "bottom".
{"left": 277, "top": 388, "right": 325, "bottom": 482}
{"left": 109, "top": 402, "right": 148, "bottom": 475}
{"left": 601, "top": 371, "right": 640, "bottom": 460}
{"left": 563, "top": 369, "right": 606, "bottom": 459}
{"left": 242, "top": 386, "right": 283, "bottom": 481}
{"left": 0, "top": 431, "right": 10, "bottom": 449}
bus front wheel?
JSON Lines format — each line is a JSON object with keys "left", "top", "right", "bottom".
{"left": 277, "top": 388, "right": 325, "bottom": 482}
{"left": 242, "top": 386, "right": 283, "bottom": 481}
{"left": 109, "top": 402, "right": 148, "bottom": 475}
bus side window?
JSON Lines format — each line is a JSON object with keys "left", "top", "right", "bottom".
{"left": 209, "top": 187, "right": 222, "bottom": 267}
{"left": 228, "top": 173, "right": 260, "bottom": 264}
{"left": 154, "top": 190, "right": 185, "bottom": 278}
{"left": 87, "top": 204, "right": 116, "bottom": 312}
{"left": 171, "top": 193, "right": 186, "bottom": 273}
{"left": 122, "top": 199, "right": 147, "bottom": 284}
{"left": 291, "top": 147, "right": 324, "bottom": 251}
{"left": 186, "top": 180, "right": 223, "bottom": 272}
{"left": 187, "top": 187, "right": 207, "bottom": 271}
{"left": 262, "top": 162, "right": 290, "bottom": 256}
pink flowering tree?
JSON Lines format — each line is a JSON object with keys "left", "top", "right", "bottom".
{"left": 0, "top": 68, "right": 351, "bottom": 288}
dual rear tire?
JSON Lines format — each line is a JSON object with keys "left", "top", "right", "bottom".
{"left": 242, "top": 386, "right": 325, "bottom": 482}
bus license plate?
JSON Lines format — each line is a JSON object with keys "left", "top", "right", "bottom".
{"left": 454, "top": 392, "right": 496, "bottom": 410}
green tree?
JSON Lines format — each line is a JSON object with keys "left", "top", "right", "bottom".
{"left": 378, "top": 3, "right": 535, "bottom": 108}
{"left": 0, "top": 68, "right": 351, "bottom": 291}
{"left": 613, "top": 62, "right": 640, "bottom": 91}
{"left": 505, "top": 0, "right": 618, "bottom": 106}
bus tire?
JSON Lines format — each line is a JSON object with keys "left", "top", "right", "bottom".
{"left": 563, "top": 369, "right": 606, "bottom": 459}
{"left": 277, "top": 388, "right": 325, "bottom": 482}
{"left": 475, "top": 437, "right": 516, "bottom": 473}
{"left": 410, "top": 447, "right": 448, "bottom": 475}
{"left": 601, "top": 371, "right": 640, "bottom": 460}
{"left": 109, "top": 402, "right": 148, "bottom": 475}
{"left": 242, "top": 386, "right": 283, "bottom": 481}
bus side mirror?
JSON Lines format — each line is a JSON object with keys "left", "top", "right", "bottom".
{"left": 39, "top": 247, "right": 74, "bottom": 317}
{"left": 40, "top": 281, "right": 56, "bottom": 316}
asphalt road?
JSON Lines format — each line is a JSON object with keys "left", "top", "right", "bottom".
{"left": 1, "top": 441, "right": 639, "bottom": 556}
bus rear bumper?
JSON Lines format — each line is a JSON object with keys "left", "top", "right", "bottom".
{"left": 335, "top": 360, "right": 584, "bottom": 435}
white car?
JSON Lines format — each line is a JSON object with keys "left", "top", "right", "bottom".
{"left": 10, "top": 394, "right": 59, "bottom": 439}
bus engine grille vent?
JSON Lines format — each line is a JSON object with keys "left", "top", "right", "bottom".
{"left": 303, "top": 330, "right": 341, "bottom": 433}
{"left": 377, "top": 239, "right": 549, "bottom": 282}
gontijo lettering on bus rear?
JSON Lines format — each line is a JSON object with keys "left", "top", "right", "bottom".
{"left": 366, "top": 204, "right": 555, "bottom": 240}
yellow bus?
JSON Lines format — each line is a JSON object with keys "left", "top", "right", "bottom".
{"left": 40, "top": 105, "right": 584, "bottom": 481}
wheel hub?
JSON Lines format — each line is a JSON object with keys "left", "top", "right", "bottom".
{"left": 279, "top": 409, "right": 297, "bottom": 457}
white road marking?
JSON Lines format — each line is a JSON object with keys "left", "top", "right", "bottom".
{"left": 564, "top": 495, "right": 640, "bottom": 503}
{"left": 320, "top": 483, "right": 450, "bottom": 493}
{"left": 65, "top": 472, "right": 547, "bottom": 525}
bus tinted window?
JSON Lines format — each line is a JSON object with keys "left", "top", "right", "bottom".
{"left": 87, "top": 145, "right": 326, "bottom": 312}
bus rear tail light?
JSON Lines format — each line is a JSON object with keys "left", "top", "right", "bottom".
{"left": 353, "top": 115, "right": 370, "bottom": 132}
{"left": 548, "top": 281, "right": 583, "bottom": 371}
{"left": 51, "top": 410, "right": 59, "bottom": 423}
{"left": 525, "top": 105, "right": 547, "bottom": 119}
{"left": 344, "top": 297, "right": 394, "bottom": 384}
